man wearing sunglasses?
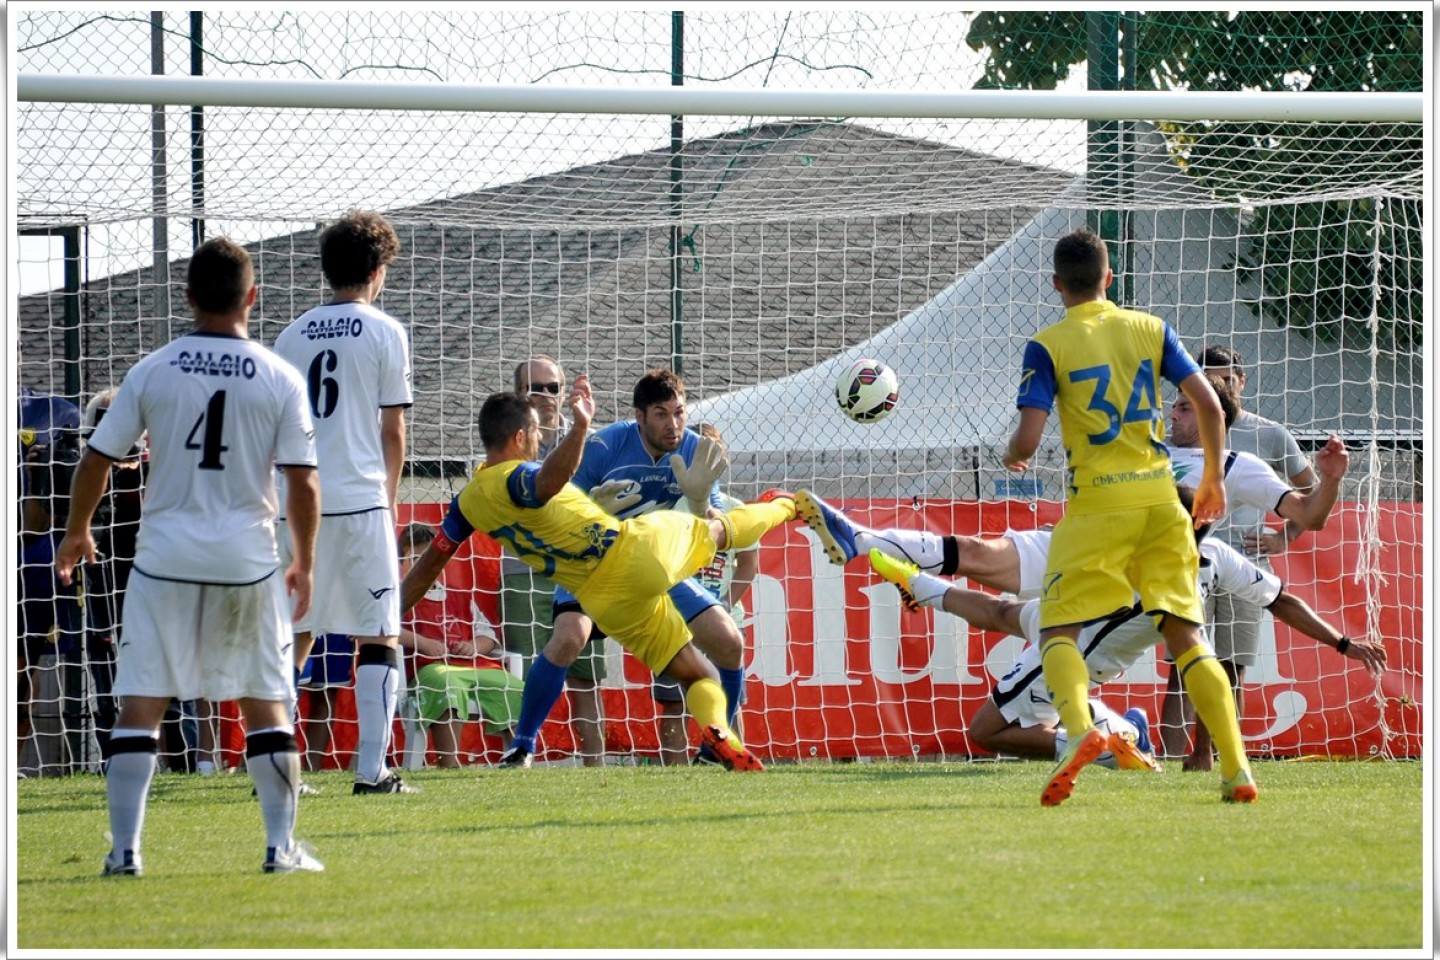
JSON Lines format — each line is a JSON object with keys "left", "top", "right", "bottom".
{"left": 498, "top": 356, "right": 607, "bottom": 764}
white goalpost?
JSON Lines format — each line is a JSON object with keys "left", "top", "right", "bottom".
{"left": 14, "top": 23, "right": 1425, "bottom": 774}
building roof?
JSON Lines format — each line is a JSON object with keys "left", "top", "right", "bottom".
{"left": 18, "top": 121, "right": 1072, "bottom": 467}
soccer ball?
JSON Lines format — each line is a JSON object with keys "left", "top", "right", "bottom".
{"left": 835, "top": 358, "right": 900, "bottom": 424}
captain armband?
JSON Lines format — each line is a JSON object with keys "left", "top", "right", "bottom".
{"left": 432, "top": 530, "right": 461, "bottom": 555}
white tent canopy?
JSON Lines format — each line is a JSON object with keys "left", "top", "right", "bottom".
{"left": 692, "top": 125, "right": 1411, "bottom": 496}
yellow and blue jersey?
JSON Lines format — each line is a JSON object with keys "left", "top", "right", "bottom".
{"left": 1016, "top": 299, "right": 1199, "bottom": 514}
{"left": 440, "top": 460, "right": 622, "bottom": 596}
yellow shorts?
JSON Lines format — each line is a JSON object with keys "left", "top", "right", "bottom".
{"left": 1038, "top": 501, "right": 1203, "bottom": 630}
{"left": 575, "top": 511, "right": 716, "bottom": 674}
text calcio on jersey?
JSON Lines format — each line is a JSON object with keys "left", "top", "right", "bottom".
{"left": 301, "top": 317, "right": 364, "bottom": 340}
{"left": 170, "top": 351, "right": 258, "bottom": 379}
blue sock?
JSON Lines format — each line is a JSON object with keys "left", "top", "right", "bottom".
{"left": 512, "top": 654, "right": 568, "bottom": 752}
{"left": 717, "top": 666, "right": 745, "bottom": 728}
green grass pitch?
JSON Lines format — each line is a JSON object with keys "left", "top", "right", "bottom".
{"left": 12, "top": 758, "right": 1427, "bottom": 951}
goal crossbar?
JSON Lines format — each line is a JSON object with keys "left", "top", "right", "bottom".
{"left": 16, "top": 74, "right": 1424, "bottom": 123}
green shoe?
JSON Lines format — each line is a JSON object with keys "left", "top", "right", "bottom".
{"left": 869, "top": 548, "right": 922, "bottom": 612}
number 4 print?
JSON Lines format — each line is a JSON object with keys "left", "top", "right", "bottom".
{"left": 186, "top": 390, "right": 229, "bottom": 469}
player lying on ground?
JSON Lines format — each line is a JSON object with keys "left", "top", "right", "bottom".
{"left": 862, "top": 486, "right": 1385, "bottom": 772}
{"left": 398, "top": 378, "right": 797, "bottom": 771}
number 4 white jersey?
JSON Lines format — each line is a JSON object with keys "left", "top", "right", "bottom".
{"left": 85, "top": 332, "right": 317, "bottom": 585}
{"left": 273, "top": 301, "right": 412, "bottom": 515}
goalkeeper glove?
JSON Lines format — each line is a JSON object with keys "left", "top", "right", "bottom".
{"left": 591, "top": 479, "right": 643, "bottom": 516}
{"left": 669, "top": 434, "right": 729, "bottom": 515}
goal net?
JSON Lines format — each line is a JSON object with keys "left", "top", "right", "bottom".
{"left": 13, "top": 10, "right": 1424, "bottom": 774}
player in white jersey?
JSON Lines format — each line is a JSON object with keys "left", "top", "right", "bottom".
{"left": 57, "top": 238, "right": 323, "bottom": 876}
{"left": 273, "top": 210, "right": 415, "bottom": 795}
{"left": 866, "top": 488, "right": 1385, "bottom": 769}
{"left": 1166, "top": 384, "right": 1346, "bottom": 545}
{"left": 1162, "top": 380, "right": 1349, "bottom": 766}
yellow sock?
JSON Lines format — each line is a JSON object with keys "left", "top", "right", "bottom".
{"left": 720, "top": 500, "right": 795, "bottom": 551}
{"left": 1176, "top": 644, "right": 1248, "bottom": 780}
{"left": 1040, "top": 634, "right": 1094, "bottom": 736}
{"left": 685, "top": 677, "right": 736, "bottom": 743}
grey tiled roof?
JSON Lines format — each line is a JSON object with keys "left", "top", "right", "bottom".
{"left": 18, "top": 121, "right": 1071, "bottom": 469}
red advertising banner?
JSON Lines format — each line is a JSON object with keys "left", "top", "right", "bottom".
{"left": 220, "top": 500, "right": 1422, "bottom": 766}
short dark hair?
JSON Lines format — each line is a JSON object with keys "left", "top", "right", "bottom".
{"left": 513, "top": 355, "right": 564, "bottom": 391}
{"left": 1197, "top": 344, "right": 1244, "bottom": 371}
{"left": 397, "top": 522, "right": 436, "bottom": 555}
{"left": 187, "top": 237, "right": 254, "bottom": 314}
{"left": 1052, "top": 229, "right": 1108, "bottom": 294}
{"left": 633, "top": 368, "right": 685, "bottom": 410}
{"left": 319, "top": 210, "right": 400, "bottom": 289}
{"left": 1208, "top": 376, "right": 1241, "bottom": 430}
{"left": 479, "top": 392, "right": 536, "bottom": 451}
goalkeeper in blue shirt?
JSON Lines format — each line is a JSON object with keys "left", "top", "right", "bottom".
{"left": 410, "top": 370, "right": 783, "bottom": 769}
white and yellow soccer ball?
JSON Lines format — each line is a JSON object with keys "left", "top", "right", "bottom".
{"left": 835, "top": 358, "right": 900, "bottom": 424}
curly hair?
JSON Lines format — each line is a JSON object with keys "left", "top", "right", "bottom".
{"left": 319, "top": 210, "right": 400, "bottom": 289}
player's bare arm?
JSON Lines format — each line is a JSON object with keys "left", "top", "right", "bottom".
{"left": 1177, "top": 371, "right": 1227, "bottom": 526}
{"left": 1275, "top": 432, "right": 1348, "bottom": 532}
{"left": 1002, "top": 406, "right": 1048, "bottom": 471}
{"left": 1267, "top": 589, "right": 1386, "bottom": 675}
{"left": 380, "top": 405, "right": 406, "bottom": 515}
{"left": 281, "top": 464, "right": 321, "bottom": 622}
{"left": 533, "top": 374, "right": 594, "bottom": 502}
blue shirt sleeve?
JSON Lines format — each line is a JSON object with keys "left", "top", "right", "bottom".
{"left": 506, "top": 462, "right": 545, "bottom": 508}
{"left": 438, "top": 495, "right": 476, "bottom": 545}
{"left": 571, "top": 432, "right": 607, "bottom": 493}
{"left": 1159, "top": 323, "right": 1201, "bottom": 386}
{"left": 1016, "top": 339, "right": 1057, "bottom": 411}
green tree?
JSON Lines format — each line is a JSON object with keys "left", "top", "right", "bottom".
{"left": 966, "top": 10, "right": 1423, "bottom": 350}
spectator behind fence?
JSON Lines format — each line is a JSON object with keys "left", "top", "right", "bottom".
{"left": 398, "top": 522, "right": 522, "bottom": 767}
{"left": 297, "top": 633, "right": 357, "bottom": 773}
{"left": 18, "top": 350, "right": 83, "bottom": 777}
{"left": 497, "top": 355, "right": 608, "bottom": 764}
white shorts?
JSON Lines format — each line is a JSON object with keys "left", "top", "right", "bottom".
{"left": 279, "top": 510, "right": 400, "bottom": 638}
{"left": 1004, "top": 529, "right": 1052, "bottom": 600}
{"left": 993, "top": 601, "right": 1160, "bottom": 729}
{"left": 114, "top": 569, "right": 293, "bottom": 703}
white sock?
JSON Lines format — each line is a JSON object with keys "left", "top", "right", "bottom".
{"left": 856, "top": 527, "right": 946, "bottom": 572}
{"left": 249, "top": 747, "right": 300, "bottom": 853}
{"left": 354, "top": 661, "right": 399, "bottom": 783}
{"left": 907, "top": 570, "right": 952, "bottom": 609}
{"left": 105, "top": 738, "right": 158, "bottom": 859}
{"left": 1089, "top": 699, "right": 1138, "bottom": 742}
{"left": 1055, "top": 729, "right": 1118, "bottom": 769}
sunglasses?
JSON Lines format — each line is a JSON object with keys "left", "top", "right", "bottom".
{"left": 525, "top": 381, "right": 563, "bottom": 395}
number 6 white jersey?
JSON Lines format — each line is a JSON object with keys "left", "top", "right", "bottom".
{"left": 85, "top": 331, "right": 316, "bottom": 585}
{"left": 273, "top": 301, "right": 412, "bottom": 515}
